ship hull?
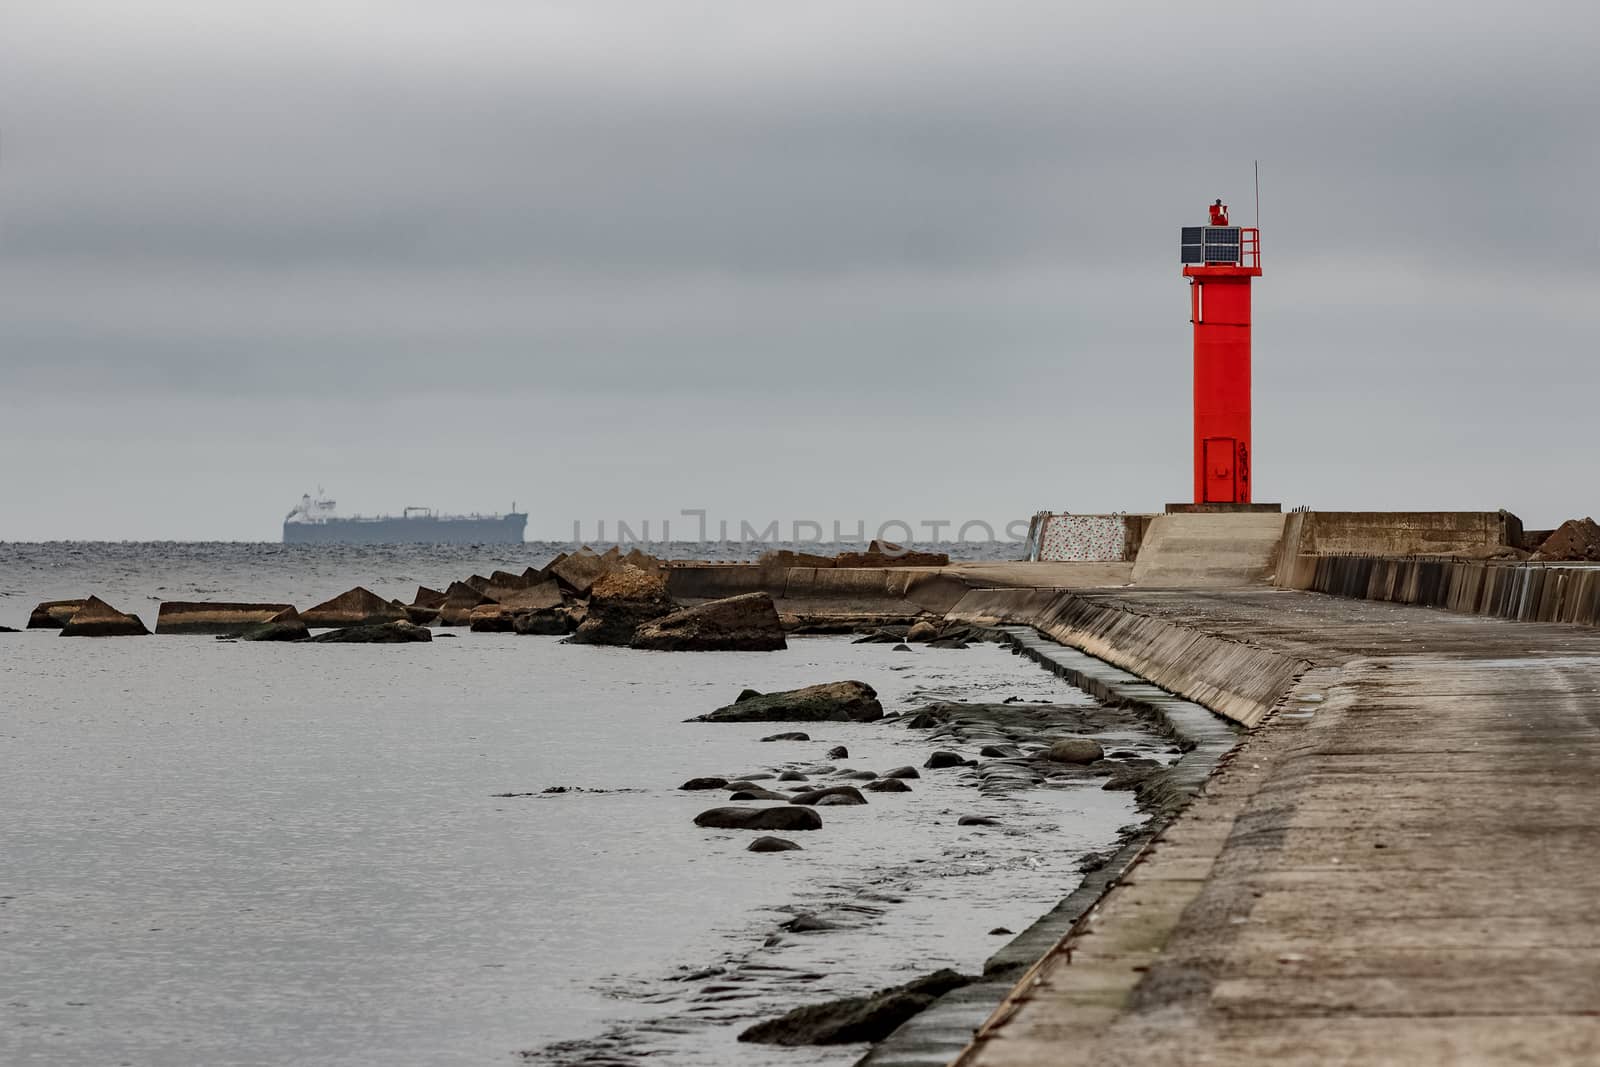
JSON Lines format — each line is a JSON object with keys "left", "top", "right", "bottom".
{"left": 283, "top": 514, "right": 527, "bottom": 545}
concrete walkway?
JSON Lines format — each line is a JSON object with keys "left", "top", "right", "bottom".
{"left": 960, "top": 590, "right": 1600, "bottom": 1066}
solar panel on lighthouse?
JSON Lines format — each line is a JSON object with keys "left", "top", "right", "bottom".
{"left": 1203, "top": 226, "right": 1240, "bottom": 264}
{"left": 1180, "top": 226, "right": 1205, "bottom": 264}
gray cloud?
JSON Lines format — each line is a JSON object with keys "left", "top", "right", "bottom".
{"left": 1, "top": 1, "right": 1596, "bottom": 537}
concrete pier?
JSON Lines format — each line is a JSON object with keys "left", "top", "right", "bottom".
{"left": 954, "top": 589, "right": 1600, "bottom": 1065}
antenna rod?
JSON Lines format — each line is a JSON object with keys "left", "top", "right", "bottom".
{"left": 1254, "top": 159, "right": 1260, "bottom": 230}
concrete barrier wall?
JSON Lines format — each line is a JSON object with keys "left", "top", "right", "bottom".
{"left": 1279, "top": 510, "right": 1522, "bottom": 560}
{"left": 946, "top": 588, "right": 1309, "bottom": 727}
{"left": 1302, "top": 556, "right": 1600, "bottom": 627}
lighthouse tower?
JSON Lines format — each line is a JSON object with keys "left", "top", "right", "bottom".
{"left": 1181, "top": 201, "right": 1261, "bottom": 504}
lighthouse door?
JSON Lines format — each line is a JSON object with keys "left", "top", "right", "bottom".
{"left": 1202, "top": 436, "right": 1238, "bottom": 503}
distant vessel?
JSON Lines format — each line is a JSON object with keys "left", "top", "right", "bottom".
{"left": 282, "top": 490, "right": 527, "bottom": 545}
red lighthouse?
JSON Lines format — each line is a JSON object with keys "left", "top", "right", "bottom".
{"left": 1182, "top": 201, "right": 1261, "bottom": 503}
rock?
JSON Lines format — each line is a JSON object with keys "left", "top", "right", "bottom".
{"left": 436, "top": 581, "right": 497, "bottom": 626}
{"left": 490, "top": 580, "right": 565, "bottom": 614}
{"left": 988, "top": 927, "right": 1013, "bottom": 936}
{"left": 511, "top": 608, "right": 571, "bottom": 635}
{"left": 58, "top": 596, "right": 149, "bottom": 637}
{"left": 631, "top": 592, "right": 787, "bottom": 651}
{"left": 693, "top": 806, "right": 823, "bottom": 832}
{"left": 816, "top": 793, "right": 864, "bottom": 806}
{"left": 239, "top": 614, "right": 310, "bottom": 641}
{"left": 924, "top": 750, "right": 966, "bottom": 769}
{"left": 865, "top": 778, "right": 912, "bottom": 793}
{"left": 468, "top": 605, "right": 516, "bottom": 632}
{"left": 979, "top": 744, "right": 1022, "bottom": 758}
{"left": 1046, "top": 738, "right": 1105, "bottom": 764}
{"left": 906, "top": 620, "right": 939, "bottom": 642}
{"left": 882, "top": 766, "right": 921, "bottom": 779}
{"left": 680, "top": 777, "right": 730, "bottom": 791}
{"left": 781, "top": 913, "right": 842, "bottom": 932}
{"left": 564, "top": 565, "right": 675, "bottom": 646}
{"left": 834, "top": 769, "right": 877, "bottom": 780}
{"left": 27, "top": 599, "right": 86, "bottom": 629}
{"left": 1103, "top": 767, "right": 1161, "bottom": 791}
{"left": 738, "top": 968, "right": 973, "bottom": 1045}
{"left": 155, "top": 602, "right": 298, "bottom": 635}
{"left": 760, "top": 731, "right": 811, "bottom": 742}
{"left": 307, "top": 620, "right": 433, "bottom": 644}
{"left": 737, "top": 688, "right": 763, "bottom": 702}
{"left": 730, "top": 788, "right": 793, "bottom": 801}
{"left": 748, "top": 836, "right": 802, "bottom": 853}
{"left": 549, "top": 547, "right": 615, "bottom": 596}
{"left": 892, "top": 643, "right": 914, "bottom": 652}
{"left": 1532, "top": 517, "right": 1600, "bottom": 562}
{"left": 928, "top": 638, "right": 970, "bottom": 649}
{"left": 958, "top": 815, "right": 1001, "bottom": 826}
{"left": 832, "top": 541, "right": 951, "bottom": 569}
{"left": 411, "top": 586, "right": 447, "bottom": 609}
{"left": 403, "top": 604, "right": 441, "bottom": 625}
{"left": 694, "top": 681, "right": 883, "bottom": 723}
{"left": 789, "top": 785, "right": 867, "bottom": 806}
{"left": 777, "top": 770, "right": 808, "bottom": 782}
{"left": 826, "top": 745, "right": 849, "bottom": 759}
{"left": 300, "top": 587, "right": 407, "bottom": 629}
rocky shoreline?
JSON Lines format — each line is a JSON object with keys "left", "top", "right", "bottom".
{"left": 528, "top": 644, "right": 1190, "bottom": 1066}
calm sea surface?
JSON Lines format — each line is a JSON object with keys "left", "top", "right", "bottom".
{"left": 0, "top": 544, "right": 1157, "bottom": 1066}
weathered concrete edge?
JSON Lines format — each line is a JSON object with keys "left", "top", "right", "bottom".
{"left": 945, "top": 587, "right": 1312, "bottom": 728}
{"left": 856, "top": 624, "right": 1247, "bottom": 1067}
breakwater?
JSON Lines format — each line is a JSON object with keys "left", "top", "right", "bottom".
{"left": 1289, "top": 554, "right": 1600, "bottom": 627}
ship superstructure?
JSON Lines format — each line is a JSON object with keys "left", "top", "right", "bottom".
{"left": 282, "top": 490, "right": 527, "bottom": 544}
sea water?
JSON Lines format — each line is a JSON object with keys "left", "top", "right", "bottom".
{"left": 0, "top": 544, "right": 1158, "bottom": 1066}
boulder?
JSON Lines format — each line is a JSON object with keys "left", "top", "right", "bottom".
{"left": 437, "top": 581, "right": 496, "bottom": 626}
{"left": 155, "top": 602, "right": 296, "bottom": 636}
{"left": 826, "top": 745, "right": 849, "bottom": 759}
{"left": 906, "top": 620, "right": 939, "bottom": 642}
{"left": 958, "top": 815, "right": 1001, "bottom": 826}
{"left": 929, "top": 638, "right": 970, "bottom": 649}
{"left": 549, "top": 548, "right": 614, "bottom": 596}
{"left": 1532, "top": 517, "right": 1600, "bottom": 562}
{"left": 491, "top": 580, "right": 564, "bottom": 613}
{"left": 760, "top": 731, "right": 811, "bottom": 742}
{"left": 563, "top": 564, "right": 675, "bottom": 646}
{"left": 816, "top": 793, "right": 864, "bottom": 806}
{"left": 739, "top": 969, "right": 973, "bottom": 1045}
{"left": 748, "top": 836, "right": 802, "bottom": 853}
{"left": 307, "top": 620, "right": 433, "bottom": 644}
{"left": 730, "top": 788, "right": 792, "bottom": 801}
{"left": 693, "top": 806, "right": 823, "bottom": 832}
{"left": 511, "top": 609, "right": 571, "bottom": 635}
{"left": 27, "top": 599, "right": 86, "bottom": 629}
{"left": 882, "top": 766, "right": 921, "bottom": 779}
{"left": 789, "top": 785, "right": 867, "bottom": 806}
{"left": 631, "top": 592, "right": 787, "bottom": 652}
{"left": 923, "top": 751, "right": 966, "bottom": 769}
{"left": 58, "top": 596, "right": 148, "bottom": 637}
{"left": 1046, "top": 738, "right": 1105, "bottom": 765}
{"left": 621, "top": 547, "right": 666, "bottom": 575}
{"left": 777, "top": 770, "right": 807, "bottom": 781}
{"left": 0, "top": 625, "right": 17, "bottom": 633}
{"left": 299, "top": 587, "right": 407, "bottom": 629}
{"left": 680, "top": 777, "right": 730, "bottom": 791}
{"left": 980, "top": 744, "right": 1022, "bottom": 758}
{"left": 404, "top": 604, "right": 441, "bottom": 625}
{"left": 865, "top": 778, "right": 912, "bottom": 793}
{"left": 694, "top": 681, "right": 883, "bottom": 723}
{"left": 411, "top": 586, "right": 447, "bottom": 609}
{"left": 239, "top": 615, "right": 310, "bottom": 641}
{"left": 468, "top": 605, "right": 515, "bottom": 632}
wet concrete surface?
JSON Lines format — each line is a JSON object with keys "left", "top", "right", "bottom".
{"left": 961, "top": 590, "right": 1600, "bottom": 1066}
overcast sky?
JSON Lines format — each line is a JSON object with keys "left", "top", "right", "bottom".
{"left": 1, "top": 1, "right": 1596, "bottom": 540}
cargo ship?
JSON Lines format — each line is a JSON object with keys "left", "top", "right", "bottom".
{"left": 282, "top": 491, "right": 527, "bottom": 544}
